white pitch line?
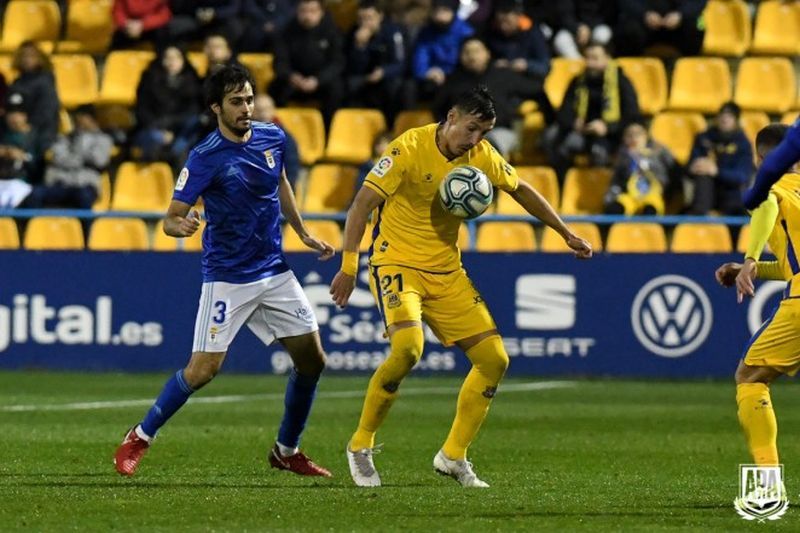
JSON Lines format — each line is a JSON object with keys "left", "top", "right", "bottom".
{"left": 0, "top": 380, "right": 576, "bottom": 413}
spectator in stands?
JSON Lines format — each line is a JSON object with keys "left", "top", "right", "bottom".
{"left": 0, "top": 94, "right": 43, "bottom": 207}
{"left": 544, "top": 41, "right": 640, "bottom": 179}
{"left": 238, "top": 0, "right": 294, "bottom": 52}
{"left": 25, "top": 105, "right": 113, "bottom": 210}
{"left": 270, "top": 0, "right": 345, "bottom": 127}
{"left": 484, "top": 0, "right": 554, "bottom": 123}
{"left": 252, "top": 94, "right": 301, "bottom": 188}
{"left": 203, "top": 33, "right": 239, "bottom": 75}
{"left": 111, "top": 0, "right": 172, "bottom": 50}
{"left": 524, "top": 0, "right": 572, "bottom": 52}
{"left": 614, "top": 0, "right": 706, "bottom": 57}
{"left": 685, "top": 102, "right": 753, "bottom": 216}
{"left": 411, "top": 0, "right": 474, "bottom": 103}
{"left": 356, "top": 131, "right": 392, "bottom": 193}
{"left": 9, "top": 41, "right": 59, "bottom": 148}
{"left": 604, "top": 121, "right": 680, "bottom": 216}
{"left": 345, "top": 0, "right": 408, "bottom": 125}
{"left": 554, "top": 0, "right": 616, "bottom": 59}
{"left": 169, "top": 0, "right": 242, "bottom": 45}
{"left": 433, "top": 38, "right": 536, "bottom": 158}
{"left": 458, "top": 0, "right": 494, "bottom": 32}
{"left": 133, "top": 45, "right": 202, "bottom": 165}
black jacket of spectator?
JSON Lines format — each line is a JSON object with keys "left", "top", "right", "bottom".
{"left": 619, "top": 0, "right": 705, "bottom": 20}
{"left": 135, "top": 59, "right": 202, "bottom": 132}
{"left": 273, "top": 14, "right": 345, "bottom": 88}
{"left": 171, "top": 0, "right": 241, "bottom": 20}
{"left": 9, "top": 70, "right": 59, "bottom": 148}
{"left": 346, "top": 20, "right": 406, "bottom": 82}
{"left": 485, "top": 23, "right": 550, "bottom": 82}
{"left": 689, "top": 126, "right": 753, "bottom": 187}
{"left": 562, "top": 0, "right": 618, "bottom": 33}
{"left": 242, "top": 0, "right": 293, "bottom": 32}
{"left": 524, "top": 0, "right": 572, "bottom": 30}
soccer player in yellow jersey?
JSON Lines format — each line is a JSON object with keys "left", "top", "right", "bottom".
{"left": 716, "top": 123, "right": 800, "bottom": 469}
{"left": 329, "top": 86, "right": 593, "bottom": 487}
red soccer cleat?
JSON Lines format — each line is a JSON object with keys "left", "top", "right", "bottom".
{"left": 268, "top": 445, "right": 332, "bottom": 477}
{"left": 114, "top": 426, "right": 151, "bottom": 476}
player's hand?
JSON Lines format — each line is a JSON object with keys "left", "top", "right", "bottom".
{"left": 302, "top": 235, "right": 335, "bottom": 260}
{"left": 735, "top": 259, "right": 757, "bottom": 303}
{"left": 663, "top": 11, "right": 682, "bottom": 29}
{"left": 566, "top": 234, "right": 592, "bottom": 259}
{"left": 177, "top": 210, "right": 201, "bottom": 237}
{"left": 715, "top": 262, "right": 741, "bottom": 287}
{"left": 330, "top": 271, "right": 356, "bottom": 308}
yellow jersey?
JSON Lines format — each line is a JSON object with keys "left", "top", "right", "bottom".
{"left": 363, "top": 124, "right": 519, "bottom": 273}
{"left": 768, "top": 173, "right": 800, "bottom": 296}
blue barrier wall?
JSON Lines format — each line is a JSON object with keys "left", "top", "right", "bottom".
{"left": 0, "top": 251, "right": 783, "bottom": 377}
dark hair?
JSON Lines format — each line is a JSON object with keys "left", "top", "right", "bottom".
{"left": 204, "top": 63, "right": 255, "bottom": 108}
{"left": 755, "top": 123, "right": 789, "bottom": 156}
{"left": 453, "top": 85, "right": 496, "bottom": 121}
{"left": 494, "top": 0, "right": 523, "bottom": 14}
{"left": 358, "top": 0, "right": 383, "bottom": 11}
{"left": 13, "top": 40, "right": 52, "bottom": 72}
{"left": 718, "top": 101, "right": 741, "bottom": 120}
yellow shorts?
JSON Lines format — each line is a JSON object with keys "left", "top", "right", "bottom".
{"left": 743, "top": 298, "right": 800, "bottom": 376}
{"left": 368, "top": 264, "right": 497, "bottom": 346}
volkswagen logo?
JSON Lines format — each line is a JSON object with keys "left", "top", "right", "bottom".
{"left": 631, "top": 275, "right": 713, "bottom": 358}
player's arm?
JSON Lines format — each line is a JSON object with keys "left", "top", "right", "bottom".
{"left": 744, "top": 124, "right": 800, "bottom": 209}
{"left": 509, "top": 181, "right": 592, "bottom": 259}
{"left": 278, "top": 169, "right": 334, "bottom": 260}
{"left": 735, "top": 193, "right": 780, "bottom": 302}
{"left": 329, "top": 186, "right": 385, "bottom": 307}
{"left": 163, "top": 200, "right": 201, "bottom": 237}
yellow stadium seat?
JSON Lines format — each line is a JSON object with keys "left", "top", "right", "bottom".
{"left": 781, "top": 111, "right": 799, "bottom": 125}
{"left": 88, "top": 217, "right": 149, "bottom": 250}
{"left": 668, "top": 57, "right": 732, "bottom": 113}
{"left": 0, "top": 54, "right": 17, "bottom": 82}
{"left": 541, "top": 222, "right": 603, "bottom": 253}
{"left": 282, "top": 220, "right": 342, "bottom": 251}
{"left": 739, "top": 111, "right": 770, "bottom": 148}
{"left": 735, "top": 57, "right": 796, "bottom": 114}
{"left": 51, "top": 54, "right": 98, "bottom": 108}
{"left": 0, "top": 1, "right": 61, "bottom": 52}
{"left": 544, "top": 58, "right": 584, "bottom": 110}
{"left": 93, "top": 172, "right": 111, "bottom": 211}
{"left": 58, "top": 0, "right": 114, "bottom": 54}
{"left": 458, "top": 223, "right": 470, "bottom": 251}
{"left": 559, "top": 167, "right": 612, "bottom": 215}
{"left": 99, "top": 50, "right": 155, "bottom": 106}
{"left": 58, "top": 107, "right": 73, "bottom": 134}
{"left": 111, "top": 162, "right": 174, "bottom": 212}
{"left": 152, "top": 220, "right": 203, "bottom": 251}
{"left": 303, "top": 164, "right": 358, "bottom": 213}
{"left": 512, "top": 111, "right": 546, "bottom": 165}
{"left": 393, "top": 109, "right": 434, "bottom": 138}
{"left": 650, "top": 112, "right": 707, "bottom": 165}
{"left": 751, "top": 0, "right": 800, "bottom": 55}
{"left": 606, "top": 223, "right": 667, "bottom": 253}
{"left": 0, "top": 217, "right": 19, "bottom": 249}
{"left": 237, "top": 53, "right": 274, "bottom": 94}
{"left": 325, "top": 109, "right": 387, "bottom": 164}
{"left": 617, "top": 57, "right": 668, "bottom": 115}
{"left": 702, "top": 0, "right": 752, "bottom": 56}
{"left": 24, "top": 216, "right": 84, "bottom": 250}
{"left": 671, "top": 223, "right": 733, "bottom": 253}
{"left": 476, "top": 221, "right": 536, "bottom": 252}
{"left": 275, "top": 107, "right": 325, "bottom": 165}
{"left": 496, "top": 166, "right": 559, "bottom": 215}
{"left": 187, "top": 51, "right": 208, "bottom": 77}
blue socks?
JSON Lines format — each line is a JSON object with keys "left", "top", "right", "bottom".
{"left": 140, "top": 370, "right": 195, "bottom": 438}
{"left": 277, "top": 368, "right": 320, "bottom": 449}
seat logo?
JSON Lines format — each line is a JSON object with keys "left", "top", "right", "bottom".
{"left": 631, "top": 275, "right": 712, "bottom": 358}
{"left": 515, "top": 274, "right": 575, "bottom": 330}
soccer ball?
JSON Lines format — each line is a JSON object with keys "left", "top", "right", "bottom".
{"left": 438, "top": 165, "right": 493, "bottom": 219}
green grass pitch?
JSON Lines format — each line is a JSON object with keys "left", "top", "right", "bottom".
{"left": 1, "top": 371, "right": 799, "bottom": 531}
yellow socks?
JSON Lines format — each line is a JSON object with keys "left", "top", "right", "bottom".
{"left": 349, "top": 326, "right": 424, "bottom": 451}
{"left": 442, "top": 336, "right": 509, "bottom": 460}
{"left": 736, "top": 383, "right": 779, "bottom": 465}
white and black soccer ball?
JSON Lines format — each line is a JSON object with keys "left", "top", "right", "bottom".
{"left": 438, "top": 165, "right": 493, "bottom": 219}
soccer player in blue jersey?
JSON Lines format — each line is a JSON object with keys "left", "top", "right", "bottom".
{"left": 114, "top": 64, "right": 335, "bottom": 478}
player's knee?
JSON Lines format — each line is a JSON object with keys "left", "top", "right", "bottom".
{"left": 296, "top": 350, "right": 326, "bottom": 377}
{"left": 471, "top": 337, "right": 509, "bottom": 382}
{"left": 184, "top": 354, "right": 223, "bottom": 388}
{"left": 390, "top": 327, "right": 424, "bottom": 368}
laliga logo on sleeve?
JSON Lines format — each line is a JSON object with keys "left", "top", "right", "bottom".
{"left": 370, "top": 157, "right": 393, "bottom": 178}
{"left": 735, "top": 464, "right": 788, "bottom": 521}
{"left": 175, "top": 168, "right": 189, "bottom": 191}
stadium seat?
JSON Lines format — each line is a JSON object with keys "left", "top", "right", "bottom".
{"left": 671, "top": 223, "right": 733, "bottom": 253}
{"left": 781, "top": 111, "right": 799, "bottom": 125}
{"left": 544, "top": 58, "right": 584, "bottom": 110}
{"left": 541, "top": 222, "right": 603, "bottom": 253}
{"left": 98, "top": 50, "right": 155, "bottom": 106}
{"left": 324, "top": 109, "right": 386, "bottom": 164}
{"left": 559, "top": 167, "right": 612, "bottom": 215}
{"left": 23, "top": 216, "right": 84, "bottom": 250}
{"left": 617, "top": 57, "right": 668, "bottom": 115}
{"left": 739, "top": 111, "right": 770, "bottom": 148}
{"left": 476, "top": 222, "right": 536, "bottom": 252}
{"left": 751, "top": 0, "right": 800, "bottom": 55}
{"left": 282, "top": 220, "right": 342, "bottom": 251}
{"left": 302, "top": 164, "right": 358, "bottom": 213}
{"left": 51, "top": 55, "right": 99, "bottom": 108}
{"left": 0, "top": 0, "right": 61, "bottom": 52}
{"left": 237, "top": 53, "right": 274, "bottom": 94}
{"left": 88, "top": 218, "right": 149, "bottom": 250}
{"left": 606, "top": 223, "right": 667, "bottom": 253}
{"left": 702, "top": 0, "right": 752, "bottom": 56}
{"left": 0, "top": 217, "right": 19, "bottom": 249}
{"left": 650, "top": 112, "right": 707, "bottom": 165}
{"left": 393, "top": 109, "right": 434, "bottom": 138}
{"left": 495, "top": 166, "right": 558, "bottom": 215}
{"left": 111, "top": 162, "right": 174, "bottom": 212}
{"left": 93, "top": 172, "right": 111, "bottom": 211}
{"left": 512, "top": 111, "right": 546, "bottom": 165}
{"left": 187, "top": 51, "right": 208, "bottom": 77}
{"left": 668, "top": 57, "right": 731, "bottom": 113}
{"left": 58, "top": 0, "right": 114, "bottom": 54}
{"left": 734, "top": 57, "right": 796, "bottom": 114}
{"left": 275, "top": 107, "right": 325, "bottom": 165}
{"left": 58, "top": 107, "right": 73, "bottom": 134}
{"left": 152, "top": 220, "right": 203, "bottom": 251}
{"left": 0, "top": 54, "right": 17, "bottom": 83}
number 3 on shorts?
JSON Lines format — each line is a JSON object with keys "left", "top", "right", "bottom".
{"left": 213, "top": 300, "right": 227, "bottom": 324}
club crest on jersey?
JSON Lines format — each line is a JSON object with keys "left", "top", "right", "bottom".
{"left": 175, "top": 167, "right": 189, "bottom": 191}
{"left": 209, "top": 326, "right": 218, "bottom": 342}
{"left": 264, "top": 150, "right": 276, "bottom": 169}
{"left": 371, "top": 156, "right": 393, "bottom": 178}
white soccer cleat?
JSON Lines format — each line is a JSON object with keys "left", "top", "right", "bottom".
{"left": 433, "top": 450, "right": 489, "bottom": 488}
{"left": 347, "top": 445, "right": 382, "bottom": 487}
